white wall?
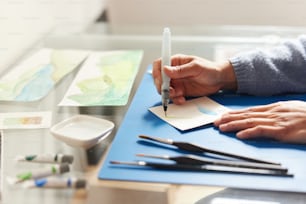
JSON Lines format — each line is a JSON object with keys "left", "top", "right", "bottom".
{"left": 107, "top": 0, "right": 306, "bottom": 27}
{"left": 0, "top": 0, "right": 106, "bottom": 72}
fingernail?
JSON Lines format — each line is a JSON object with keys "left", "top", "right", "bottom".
{"left": 219, "top": 124, "right": 227, "bottom": 131}
{"left": 236, "top": 132, "right": 244, "bottom": 138}
{"left": 214, "top": 118, "right": 220, "bottom": 126}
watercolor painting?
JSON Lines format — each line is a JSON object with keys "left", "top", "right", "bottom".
{"left": 3, "top": 116, "right": 42, "bottom": 126}
{"left": 149, "top": 96, "right": 230, "bottom": 131}
{"left": 59, "top": 50, "right": 143, "bottom": 106}
{"left": 0, "top": 48, "right": 88, "bottom": 101}
{"left": 0, "top": 111, "right": 52, "bottom": 129}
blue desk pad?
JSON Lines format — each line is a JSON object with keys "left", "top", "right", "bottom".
{"left": 98, "top": 67, "right": 306, "bottom": 192}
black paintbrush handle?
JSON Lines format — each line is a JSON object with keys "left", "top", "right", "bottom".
{"left": 173, "top": 155, "right": 287, "bottom": 173}
{"left": 174, "top": 142, "right": 280, "bottom": 165}
{"left": 111, "top": 161, "right": 293, "bottom": 177}
{"left": 145, "top": 162, "right": 292, "bottom": 177}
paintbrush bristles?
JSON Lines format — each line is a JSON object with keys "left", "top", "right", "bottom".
{"left": 110, "top": 161, "right": 146, "bottom": 166}
{"left": 138, "top": 135, "right": 173, "bottom": 145}
{"left": 136, "top": 153, "right": 169, "bottom": 160}
{"left": 110, "top": 161, "right": 122, "bottom": 164}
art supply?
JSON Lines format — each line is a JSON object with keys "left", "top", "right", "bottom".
{"left": 136, "top": 153, "right": 288, "bottom": 173}
{"left": 0, "top": 48, "right": 89, "bottom": 101}
{"left": 50, "top": 115, "right": 114, "bottom": 148}
{"left": 58, "top": 50, "right": 143, "bottom": 106}
{"left": 98, "top": 67, "right": 306, "bottom": 192}
{"left": 15, "top": 153, "right": 74, "bottom": 164}
{"left": 0, "top": 111, "right": 52, "bottom": 129}
{"left": 110, "top": 161, "right": 293, "bottom": 177}
{"left": 22, "top": 177, "right": 86, "bottom": 189}
{"left": 161, "top": 27, "right": 171, "bottom": 116}
{"left": 8, "top": 163, "right": 70, "bottom": 184}
{"left": 149, "top": 96, "right": 230, "bottom": 131}
{"left": 138, "top": 135, "right": 281, "bottom": 165}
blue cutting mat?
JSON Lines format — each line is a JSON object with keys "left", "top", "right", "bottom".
{"left": 98, "top": 66, "right": 306, "bottom": 192}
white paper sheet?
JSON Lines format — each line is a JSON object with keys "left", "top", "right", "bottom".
{"left": 149, "top": 96, "right": 230, "bottom": 131}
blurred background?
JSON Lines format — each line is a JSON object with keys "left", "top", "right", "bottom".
{"left": 1, "top": 0, "right": 306, "bottom": 73}
{"left": 0, "top": 0, "right": 105, "bottom": 72}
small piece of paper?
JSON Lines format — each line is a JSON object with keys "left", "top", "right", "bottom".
{"left": 0, "top": 111, "right": 52, "bottom": 129}
{"left": 149, "top": 96, "right": 230, "bottom": 131}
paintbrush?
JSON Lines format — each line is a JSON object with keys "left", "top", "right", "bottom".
{"left": 138, "top": 135, "right": 280, "bottom": 165}
{"left": 136, "top": 153, "right": 288, "bottom": 173}
{"left": 110, "top": 160, "right": 293, "bottom": 177}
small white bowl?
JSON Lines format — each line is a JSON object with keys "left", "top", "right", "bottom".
{"left": 50, "top": 115, "right": 114, "bottom": 148}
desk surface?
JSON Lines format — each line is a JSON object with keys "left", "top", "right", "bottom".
{"left": 2, "top": 23, "right": 306, "bottom": 204}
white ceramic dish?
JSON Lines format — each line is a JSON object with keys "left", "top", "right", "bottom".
{"left": 50, "top": 115, "right": 114, "bottom": 148}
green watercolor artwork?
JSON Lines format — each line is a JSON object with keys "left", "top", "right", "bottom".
{"left": 0, "top": 48, "right": 88, "bottom": 101}
{"left": 59, "top": 50, "right": 143, "bottom": 106}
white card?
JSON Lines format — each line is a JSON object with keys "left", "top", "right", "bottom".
{"left": 149, "top": 96, "right": 230, "bottom": 131}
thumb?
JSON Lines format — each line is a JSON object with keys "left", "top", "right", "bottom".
{"left": 163, "top": 63, "right": 200, "bottom": 79}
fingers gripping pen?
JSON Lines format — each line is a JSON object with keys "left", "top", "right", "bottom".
{"left": 161, "top": 27, "right": 171, "bottom": 116}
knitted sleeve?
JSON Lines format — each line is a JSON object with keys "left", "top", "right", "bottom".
{"left": 229, "top": 35, "right": 306, "bottom": 95}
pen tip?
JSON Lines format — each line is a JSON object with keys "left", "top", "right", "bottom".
{"left": 163, "top": 106, "right": 168, "bottom": 117}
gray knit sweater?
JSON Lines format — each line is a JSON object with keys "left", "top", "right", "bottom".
{"left": 229, "top": 35, "right": 306, "bottom": 95}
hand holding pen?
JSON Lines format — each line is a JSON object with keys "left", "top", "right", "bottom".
{"left": 152, "top": 55, "right": 236, "bottom": 105}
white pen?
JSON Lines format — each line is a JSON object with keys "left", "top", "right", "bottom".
{"left": 161, "top": 27, "right": 171, "bottom": 116}
{"left": 22, "top": 177, "right": 86, "bottom": 189}
{"left": 7, "top": 163, "right": 70, "bottom": 184}
{"left": 15, "top": 153, "right": 74, "bottom": 164}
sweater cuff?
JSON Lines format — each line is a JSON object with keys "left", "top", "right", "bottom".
{"left": 229, "top": 55, "right": 256, "bottom": 94}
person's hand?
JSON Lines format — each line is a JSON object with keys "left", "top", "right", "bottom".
{"left": 214, "top": 100, "right": 306, "bottom": 144}
{"left": 152, "top": 54, "right": 237, "bottom": 104}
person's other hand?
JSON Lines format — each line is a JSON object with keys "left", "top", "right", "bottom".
{"left": 214, "top": 100, "right": 306, "bottom": 144}
{"left": 152, "top": 54, "right": 237, "bottom": 104}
